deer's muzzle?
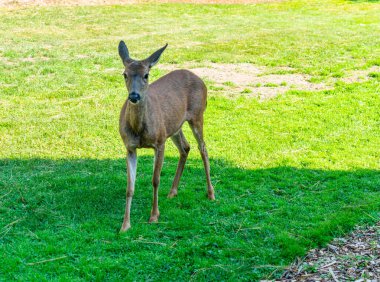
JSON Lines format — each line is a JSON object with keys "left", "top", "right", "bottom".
{"left": 128, "top": 92, "right": 141, "bottom": 104}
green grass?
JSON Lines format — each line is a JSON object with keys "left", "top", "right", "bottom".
{"left": 1, "top": 0, "right": 380, "bottom": 280}
{"left": 263, "top": 82, "right": 279, "bottom": 87}
{"left": 241, "top": 88, "right": 253, "bottom": 94}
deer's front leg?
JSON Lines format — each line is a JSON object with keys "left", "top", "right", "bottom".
{"left": 120, "top": 149, "right": 137, "bottom": 232}
{"left": 150, "top": 144, "right": 165, "bottom": 223}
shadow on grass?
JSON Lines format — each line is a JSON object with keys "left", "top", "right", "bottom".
{"left": 0, "top": 157, "right": 379, "bottom": 280}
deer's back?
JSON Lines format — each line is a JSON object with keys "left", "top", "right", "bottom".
{"left": 146, "top": 70, "right": 207, "bottom": 138}
{"left": 148, "top": 69, "right": 206, "bottom": 108}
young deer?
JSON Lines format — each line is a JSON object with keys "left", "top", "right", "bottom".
{"left": 118, "top": 41, "right": 215, "bottom": 232}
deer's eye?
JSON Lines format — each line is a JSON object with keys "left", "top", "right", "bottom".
{"left": 123, "top": 73, "right": 128, "bottom": 79}
{"left": 144, "top": 73, "right": 149, "bottom": 80}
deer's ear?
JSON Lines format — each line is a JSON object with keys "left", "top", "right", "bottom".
{"left": 146, "top": 44, "right": 168, "bottom": 68}
{"left": 118, "top": 41, "right": 129, "bottom": 65}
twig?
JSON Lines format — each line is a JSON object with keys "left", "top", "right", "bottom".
{"left": 27, "top": 229, "right": 40, "bottom": 240}
{"left": 321, "top": 261, "right": 336, "bottom": 269}
{"left": 0, "top": 227, "right": 11, "bottom": 239}
{"left": 240, "top": 227, "right": 261, "bottom": 231}
{"left": 141, "top": 222, "right": 168, "bottom": 224}
{"left": 132, "top": 240, "right": 167, "bottom": 246}
{"left": 0, "top": 190, "right": 12, "bottom": 200}
{"left": 213, "top": 264, "right": 228, "bottom": 271}
{"left": 169, "top": 240, "right": 178, "bottom": 248}
{"left": 26, "top": 255, "right": 68, "bottom": 266}
{"left": 235, "top": 218, "right": 249, "bottom": 234}
{"left": 267, "top": 267, "right": 281, "bottom": 280}
{"left": 190, "top": 267, "right": 212, "bottom": 281}
{"left": 49, "top": 113, "right": 66, "bottom": 121}
{"left": 235, "top": 222, "right": 243, "bottom": 233}
{"left": 363, "top": 212, "right": 377, "bottom": 221}
{"left": 296, "top": 254, "right": 311, "bottom": 274}
{"left": 252, "top": 264, "right": 287, "bottom": 269}
{"left": 329, "top": 267, "right": 339, "bottom": 282}
{"left": 2, "top": 217, "right": 25, "bottom": 230}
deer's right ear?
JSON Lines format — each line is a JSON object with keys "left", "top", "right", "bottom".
{"left": 118, "top": 41, "right": 129, "bottom": 65}
{"left": 146, "top": 43, "right": 168, "bottom": 68}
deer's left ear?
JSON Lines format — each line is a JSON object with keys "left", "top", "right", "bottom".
{"left": 146, "top": 44, "right": 168, "bottom": 68}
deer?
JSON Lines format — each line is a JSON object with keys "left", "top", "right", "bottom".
{"left": 117, "top": 41, "right": 215, "bottom": 232}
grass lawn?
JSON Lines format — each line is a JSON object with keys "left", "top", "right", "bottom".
{"left": 1, "top": 0, "right": 380, "bottom": 280}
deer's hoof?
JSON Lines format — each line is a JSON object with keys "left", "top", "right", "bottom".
{"left": 119, "top": 223, "right": 131, "bottom": 233}
{"left": 208, "top": 192, "right": 215, "bottom": 200}
{"left": 167, "top": 191, "right": 177, "bottom": 198}
{"left": 149, "top": 214, "right": 160, "bottom": 223}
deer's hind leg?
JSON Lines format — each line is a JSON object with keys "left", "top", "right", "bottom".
{"left": 189, "top": 118, "right": 215, "bottom": 200}
{"left": 168, "top": 130, "right": 190, "bottom": 198}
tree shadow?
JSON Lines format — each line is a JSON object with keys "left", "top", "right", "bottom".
{"left": 0, "top": 157, "right": 379, "bottom": 280}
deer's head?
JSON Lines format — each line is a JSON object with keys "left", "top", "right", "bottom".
{"left": 118, "top": 41, "right": 168, "bottom": 104}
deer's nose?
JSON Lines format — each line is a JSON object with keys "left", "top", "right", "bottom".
{"left": 128, "top": 92, "right": 141, "bottom": 104}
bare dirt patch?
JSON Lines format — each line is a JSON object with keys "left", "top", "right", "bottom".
{"left": 341, "top": 66, "right": 380, "bottom": 84}
{"left": 0, "top": 0, "right": 280, "bottom": 7}
{"left": 160, "top": 63, "right": 329, "bottom": 99}
{"left": 160, "top": 63, "right": 380, "bottom": 99}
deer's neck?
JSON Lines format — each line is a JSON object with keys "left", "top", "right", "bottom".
{"left": 126, "top": 100, "right": 146, "bottom": 133}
